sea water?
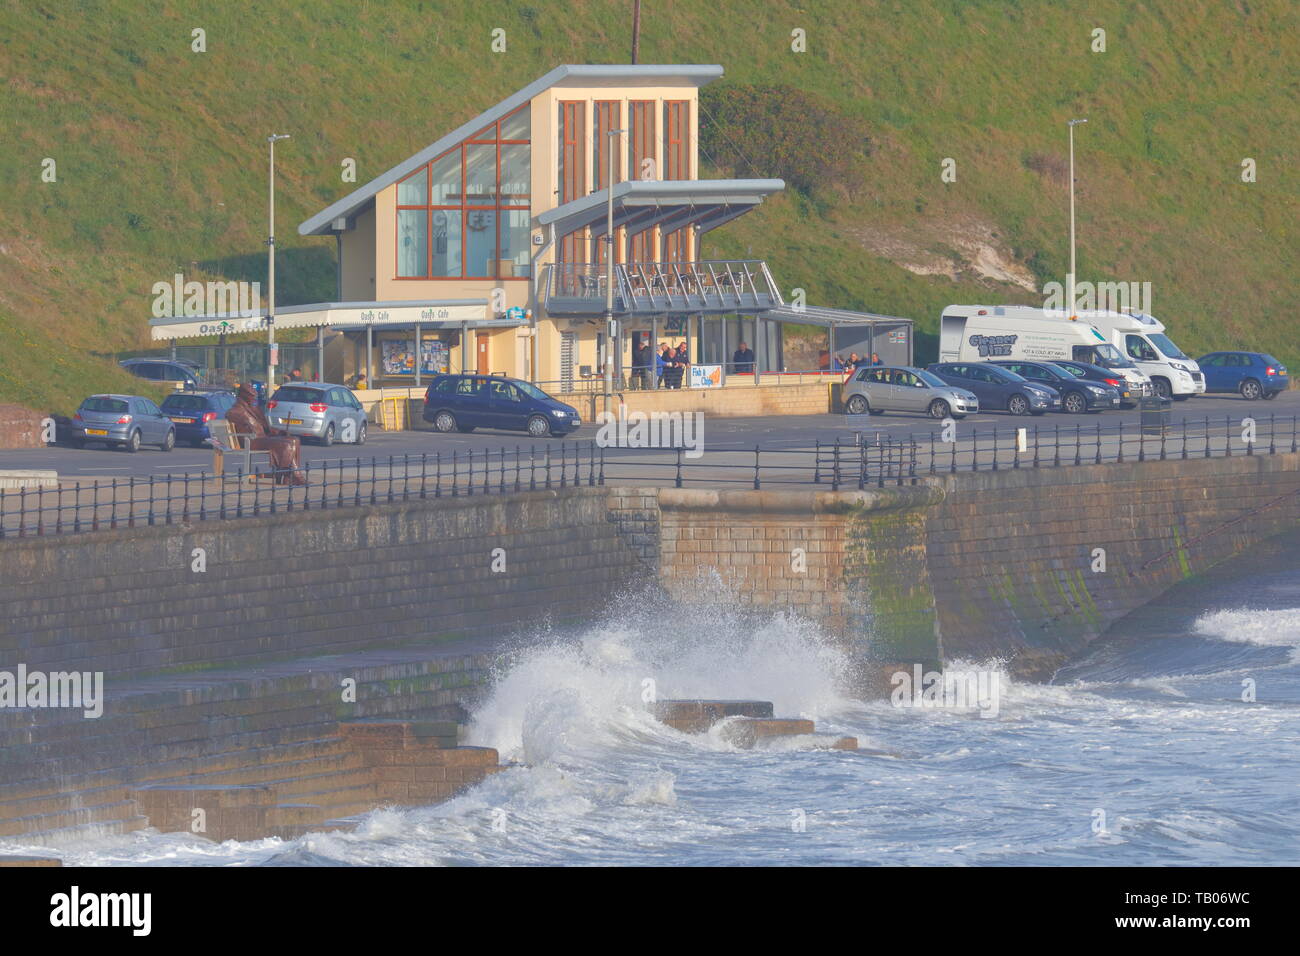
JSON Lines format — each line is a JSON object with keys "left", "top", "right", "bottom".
{"left": 9, "top": 539, "right": 1299, "bottom": 867}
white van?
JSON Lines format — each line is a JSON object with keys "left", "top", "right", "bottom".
{"left": 1083, "top": 310, "right": 1205, "bottom": 400}
{"left": 938, "top": 305, "right": 1153, "bottom": 397}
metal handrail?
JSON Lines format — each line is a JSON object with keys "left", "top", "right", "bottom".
{"left": 2, "top": 415, "right": 1295, "bottom": 538}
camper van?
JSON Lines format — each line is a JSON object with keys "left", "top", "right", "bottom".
{"left": 1084, "top": 310, "right": 1205, "bottom": 400}
{"left": 938, "top": 305, "right": 1153, "bottom": 398}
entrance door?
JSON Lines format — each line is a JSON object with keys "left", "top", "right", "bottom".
{"left": 476, "top": 333, "right": 490, "bottom": 375}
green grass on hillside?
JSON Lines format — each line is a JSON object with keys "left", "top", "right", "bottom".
{"left": 1, "top": 0, "right": 1295, "bottom": 414}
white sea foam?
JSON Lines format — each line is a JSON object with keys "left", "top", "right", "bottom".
{"left": 1193, "top": 607, "right": 1300, "bottom": 655}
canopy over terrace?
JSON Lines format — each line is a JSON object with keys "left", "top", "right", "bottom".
{"left": 148, "top": 299, "right": 491, "bottom": 386}
{"left": 538, "top": 179, "right": 786, "bottom": 316}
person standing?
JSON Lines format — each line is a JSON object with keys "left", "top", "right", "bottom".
{"left": 657, "top": 344, "right": 672, "bottom": 388}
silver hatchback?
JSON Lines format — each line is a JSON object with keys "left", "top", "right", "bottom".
{"left": 843, "top": 366, "right": 979, "bottom": 419}
{"left": 267, "top": 383, "right": 368, "bottom": 446}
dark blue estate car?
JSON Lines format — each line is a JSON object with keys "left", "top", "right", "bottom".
{"left": 422, "top": 374, "right": 581, "bottom": 437}
{"left": 1196, "top": 352, "right": 1289, "bottom": 400}
{"left": 159, "top": 389, "right": 237, "bottom": 447}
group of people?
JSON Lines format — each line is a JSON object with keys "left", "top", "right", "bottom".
{"left": 630, "top": 340, "right": 693, "bottom": 389}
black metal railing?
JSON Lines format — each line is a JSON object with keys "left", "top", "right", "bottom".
{"left": 0, "top": 415, "right": 1294, "bottom": 538}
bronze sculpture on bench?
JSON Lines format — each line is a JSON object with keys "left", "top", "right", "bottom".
{"left": 224, "top": 383, "right": 307, "bottom": 485}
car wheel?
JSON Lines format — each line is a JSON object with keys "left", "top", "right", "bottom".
{"left": 527, "top": 415, "right": 552, "bottom": 438}
{"left": 434, "top": 410, "right": 457, "bottom": 433}
{"left": 928, "top": 399, "right": 951, "bottom": 420}
{"left": 123, "top": 430, "right": 141, "bottom": 453}
{"left": 355, "top": 421, "right": 366, "bottom": 445}
{"left": 1239, "top": 379, "right": 1262, "bottom": 401}
{"left": 1151, "top": 378, "right": 1172, "bottom": 400}
{"left": 1063, "top": 391, "right": 1087, "bottom": 414}
{"left": 321, "top": 423, "right": 335, "bottom": 447}
{"left": 160, "top": 429, "right": 175, "bottom": 452}
{"left": 845, "top": 394, "right": 868, "bottom": 415}
{"left": 1007, "top": 394, "right": 1030, "bottom": 416}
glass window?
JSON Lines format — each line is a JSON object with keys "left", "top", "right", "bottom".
{"left": 398, "top": 166, "right": 427, "bottom": 205}
{"left": 430, "top": 150, "right": 461, "bottom": 205}
{"left": 395, "top": 112, "right": 530, "bottom": 279}
{"left": 499, "top": 144, "right": 530, "bottom": 205}
{"left": 431, "top": 377, "right": 455, "bottom": 394}
{"left": 83, "top": 397, "right": 129, "bottom": 413}
{"left": 397, "top": 209, "right": 428, "bottom": 277}
{"left": 465, "top": 210, "right": 497, "bottom": 277}
{"left": 500, "top": 106, "right": 529, "bottom": 141}
{"left": 465, "top": 143, "right": 497, "bottom": 204}
{"left": 501, "top": 209, "right": 530, "bottom": 276}
{"left": 455, "top": 377, "right": 483, "bottom": 396}
{"left": 430, "top": 210, "right": 462, "bottom": 276}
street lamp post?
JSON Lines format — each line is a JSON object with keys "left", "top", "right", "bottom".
{"left": 266, "top": 133, "right": 291, "bottom": 392}
{"left": 1066, "top": 118, "right": 1087, "bottom": 317}
{"left": 603, "top": 127, "right": 626, "bottom": 403}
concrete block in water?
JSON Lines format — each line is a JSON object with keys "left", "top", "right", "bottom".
{"left": 652, "top": 699, "right": 774, "bottom": 733}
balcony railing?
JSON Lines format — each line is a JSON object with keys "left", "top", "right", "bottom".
{"left": 543, "top": 260, "right": 782, "bottom": 315}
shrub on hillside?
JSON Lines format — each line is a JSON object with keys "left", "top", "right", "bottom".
{"left": 699, "top": 84, "right": 872, "bottom": 199}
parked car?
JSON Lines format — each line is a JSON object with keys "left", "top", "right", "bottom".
{"left": 1050, "top": 359, "right": 1146, "bottom": 408}
{"left": 843, "top": 366, "right": 978, "bottom": 420}
{"left": 159, "top": 389, "right": 237, "bottom": 447}
{"left": 266, "top": 383, "right": 368, "bottom": 445}
{"left": 926, "top": 362, "right": 1060, "bottom": 415}
{"left": 1196, "top": 351, "right": 1290, "bottom": 400}
{"left": 70, "top": 394, "right": 175, "bottom": 452}
{"left": 120, "top": 357, "right": 203, "bottom": 389}
{"left": 989, "top": 359, "right": 1123, "bottom": 413}
{"left": 422, "top": 374, "right": 582, "bottom": 437}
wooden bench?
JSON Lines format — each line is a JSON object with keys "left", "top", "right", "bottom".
{"left": 207, "top": 419, "right": 272, "bottom": 479}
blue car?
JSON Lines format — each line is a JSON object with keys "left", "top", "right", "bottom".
{"left": 1196, "top": 352, "right": 1289, "bottom": 400}
{"left": 423, "top": 374, "right": 581, "bottom": 437}
{"left": 160, "top": 389, "right": 237, "bottom": 447}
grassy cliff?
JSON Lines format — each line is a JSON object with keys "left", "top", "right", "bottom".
{"left": 1, "top": 0, "right": 1295, "bottom": 412}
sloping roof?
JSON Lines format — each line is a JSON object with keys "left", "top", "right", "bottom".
{"left": 536, "top": 179, "right": 785, "bottom": 238}
{"left": 298, "top": 64, "right": 725, "bottom": 237}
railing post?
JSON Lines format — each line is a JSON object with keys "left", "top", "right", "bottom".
{"left": 1075, "top": 424, "right": 1082, "bottom": 466}
{"left": 832, "top": 437, "right": 841, "bottom": 490}
{"left": 1224, "top": 415, "right": 1232, "bottom": 457}
{"left": 754, "top": 444, "right": 761, "bottom": 490}
{"left": 813, "top": 439, "right": 821, "bottom": 484}
{"left": 1204, "top": 416, "right": 1211, "bottom": 458}
{"left": 1096, "top": 423, "right": 1103, "bottom": 465}
{"left": 676, "top": 447, "right": 684, "bottom": 489}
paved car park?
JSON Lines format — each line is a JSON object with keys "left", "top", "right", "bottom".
{"left": 2, "top": 389, "right": 1295, "bottom": 480}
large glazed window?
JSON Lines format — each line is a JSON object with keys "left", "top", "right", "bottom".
{"left": 395, "top": 103, "right": 531, "bottom": 279}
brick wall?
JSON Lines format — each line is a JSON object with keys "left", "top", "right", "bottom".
{"left": 0, "top": 488, "right": 645, "bottom": 680}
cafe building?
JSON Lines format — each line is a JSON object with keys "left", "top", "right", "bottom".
{"left": 151, "top": 64, "right": 912, "bottom": 393}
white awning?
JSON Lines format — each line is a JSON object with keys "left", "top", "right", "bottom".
{"left": 149, "top": 299, "right": 491, "bottom": 341}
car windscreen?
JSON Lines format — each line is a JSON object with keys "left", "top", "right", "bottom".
{"left": 1038, "top": 363, "right": 1076, "bottom": 381}
{"left": 271, "top": 387, "right": 325, "bottom": 403}
{"left": 1094, "top": 344, "right": 1133, "bottom": 367}
{"left": 1149, "top": 333, "right": 1189, "bottom": 360}
{"left": 515, "top": 381, "right": 551, "bottom": 401}
{"left": 81, "top": 397, "right": 128, "bottom": 413}
{"left": 161, "top": 394, "right": 212, "bottom": 411}
{"left": 915, "top": 369, "right": 949, "bottom": 388}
